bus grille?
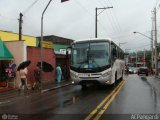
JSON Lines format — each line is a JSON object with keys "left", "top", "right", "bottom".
{"left": 79, "top": 80, "right": 101, "bottom": 85}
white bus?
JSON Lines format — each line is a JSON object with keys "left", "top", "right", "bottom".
{"left": 70, "top": 38, "right": 125, "bottom": 88}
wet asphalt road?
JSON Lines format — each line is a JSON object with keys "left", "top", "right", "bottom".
{"left": 0, "top": 74, "right": 160, "bottom": 120}
{"left": 105, "top": 75, "right": 160, "bottom": 113}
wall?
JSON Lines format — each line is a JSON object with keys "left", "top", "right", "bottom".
{"left": 54, "top": 44, "right": 70, "bottom": 52}
{"left": 0, "top": 30, "right": 37, "bottom": 47}
{"left": 27, "top": 47, "right": 56, "bottom": 85}
{"left": 5, "top": 41, "right": 27, "bottom": 88}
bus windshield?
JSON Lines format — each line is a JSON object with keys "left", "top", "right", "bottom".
{"left": 71, "top": 41, "right": 110, "bottom": 72}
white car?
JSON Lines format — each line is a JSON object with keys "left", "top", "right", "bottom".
{"left": 129, "top": 67, "right": 134, "bottom": 74}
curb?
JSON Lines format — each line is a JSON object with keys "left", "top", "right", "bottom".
{"left": 0, "top": 83, "right": 72, "bottom": 105}
{"left": 41, "top": 83, "right": 72, "bottom": 93}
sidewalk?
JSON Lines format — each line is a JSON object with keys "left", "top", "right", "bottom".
{"left": 41, "top": 79, "right": 72, "bottom": 93}
{"left": 147, "top": 75, "right": 160, "bottom": 93}
{"left": 0, "top": 79, "right": 72, "bottom": 104}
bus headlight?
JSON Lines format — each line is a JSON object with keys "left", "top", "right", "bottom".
{"left": 102, "top": 71, "right": 111, "bottom": 77}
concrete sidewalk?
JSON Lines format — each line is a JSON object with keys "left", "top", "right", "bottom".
{"left": 0, "top": 80, "right": 72, "bottom": 104}
{"left": 41, "top": 80, "right": 72, "bottom": 93}
{"left": 146, "top": 76, "right": 160, "bottom": 93}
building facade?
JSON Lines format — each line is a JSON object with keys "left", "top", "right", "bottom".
{"left": 0, "top": 31, "right": 74, "bottom": 89}
{"left": 0, "top": 30, "right": 37, "bottom": 47}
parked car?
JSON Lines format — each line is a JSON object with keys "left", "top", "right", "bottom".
{"left": 128, "top": 67, "right": 134, "bottom": 74}
{"left": 132, "top": 67, "right": 138, "bottom": 74}
{"left": 137, "top": 67, "right": 148, "bottom": 76}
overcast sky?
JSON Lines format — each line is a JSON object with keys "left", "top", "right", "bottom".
{"left": 0, "top": 0, "right": 160, "bottom": 51}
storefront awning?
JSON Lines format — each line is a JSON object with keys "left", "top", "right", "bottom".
{"left": 0, "top": 38, "right": 14, "bottom": 60}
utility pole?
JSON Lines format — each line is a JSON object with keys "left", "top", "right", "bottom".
{"left": 155, "top": 8, "right": 158, "bottom": 76}
{"left": 151, "top": 27, "right": 154, "bottom": 69}
{"left": 95, "top": 8, "right": 98, "bottom": 38}
{"left": 136, "top": 50, "right": 138, "bottom": 67}
{"left": 144, "top": 49, "right": 146, "bottom": 67}
{"left": 95, "top": 7, "right": 113, "bottom": 38}
{"left": 152, "top": 8, "right": 158, "bottom": 75}
{"left": 133, "top": 31, "right": 154, "bottom": 71}
{"left": 40, "top": 0, "right": 53, "bottom": 90}
{"left": 19, "top": 13, "right": 23, "bottom": 40}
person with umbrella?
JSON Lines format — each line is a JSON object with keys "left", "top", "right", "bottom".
{"left": 17, "top": 60, "right": 31, "bottom": 92}
{"left": 32, "top": 64, "right": 41, "bottom": 90}
{"left": 18, "top": 67, "right": 28, "bottom": 92}
{"left": 32, "top": 61, "right": 53, "bottom": 90}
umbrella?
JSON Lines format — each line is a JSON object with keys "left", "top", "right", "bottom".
{"left": 17, "top": 60, "right": 31, "bottom": 71}
{"left": 37, "top": 61, "right": 54, "bottom": 72}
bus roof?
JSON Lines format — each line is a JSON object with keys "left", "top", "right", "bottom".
{"left": 72, "top": 38, "right": 124, "bottom": 52}
{"left": 73, "top": 38, "right": 111, "bottom": 44}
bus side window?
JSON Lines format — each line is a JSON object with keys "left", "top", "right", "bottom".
{"left": 111, "top": 43, "right": 117, "bottom": 62}
{"left": 112, "top": 48, "right": 117, "bottom": 61}
{"left": 112, "top": 48, "right": 116, "bottom": 56}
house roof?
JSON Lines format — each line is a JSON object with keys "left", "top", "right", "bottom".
{"left": 36, "top": 35, "right": 74, "bottom": 45}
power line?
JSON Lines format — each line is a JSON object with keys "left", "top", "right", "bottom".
{"left": 93, "top": 0, "right": 117, "bottom": 35}
{"left": 155, "top": 0, "right": 160, "bottom": 8}
{"left": 103, "top": 0, "right": 122, "bottom": 32}
{"left": 73, "top": 0, "right": 95, "bottom": 37}
{"left": 99, "top": 0, "right": 122, "bottom": 33}
{"left": 131, "top": 44, "right": 151, "bottom": 50}
{"left": 22, "top": 0, "right": 41, "bottom": 15}
{"left": 74, "top": 0, "right": 94, "bottom": 17}
{"left": 74, "top": 0, "right": 112, "bottom": 37}
{"left": 98, "top": 0, "right": 117, "bottom": 32}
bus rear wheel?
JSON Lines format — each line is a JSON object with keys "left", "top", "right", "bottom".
{"left": 115, "top": 72, "right": 117, "bottom": 81}
{"left": 121, "top": 70, "right": 123, "bottom": 80}
{"left": 113, "top": 72, "right": 117, "bottom": 87}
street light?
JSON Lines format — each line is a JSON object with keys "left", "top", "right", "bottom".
{"left": 133, "top": 32, "right": 153, "bottom": 40}
{"left": 40, "top": 0, "right": 69, "bottom": 90}
{"left": 133, "top": 31, "right": 157, "bottom": 75}
{"left": 40, "top": 0, "right": 53, "bottom": 90}
{"left": 95, "top": 7, "right": 113, "bottom": 38}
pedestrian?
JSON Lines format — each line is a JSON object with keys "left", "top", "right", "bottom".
{"left": 18, "top": 67, "right": 28, "bottom": 92}
{"left": 62, "top": 64, "right": 67, "bottom": 80}
{"left": 56, "top": 64, "right": 62, "bottom": 83}
{"left": 125, "top": 65, "right": 129, "bottom": 75}
{"left": 32, "top": 65, "right": 41, "bottom": 90}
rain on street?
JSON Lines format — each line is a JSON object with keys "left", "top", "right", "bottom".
{"left": 0, "top": 74, "right": 160, "bottom": 120}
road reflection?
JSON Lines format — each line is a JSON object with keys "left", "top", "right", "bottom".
{"left": 139, "top": 76, "right": 160, "bottom": 112}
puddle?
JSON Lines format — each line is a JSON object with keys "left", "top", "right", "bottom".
{"left": 61, "top": 96, "right": 76, "bottom": 107}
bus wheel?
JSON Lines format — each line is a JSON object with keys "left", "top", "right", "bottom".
{"left": 114, "top": 72, "right": 117, "bottom": 86}
{"left": 121, "top": 70, "right": 123, "bottom": 80}
{"left": 115, "top": 72, "right": 117, "bottom": 81}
